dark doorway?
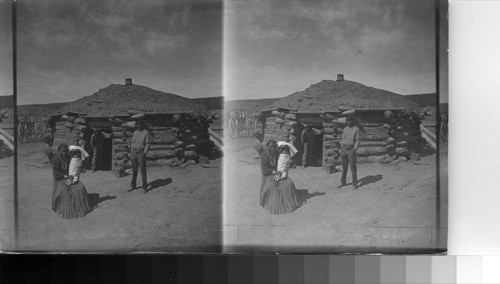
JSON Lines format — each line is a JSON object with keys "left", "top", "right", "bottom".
{"left": 101, "top": 129, "right": 113, "bottom": 171}
{"left": 311, "top": 127, "right": 323, "bottom": 167}
{"left": 83, "top": 127, "right": 113, "bottom": 171}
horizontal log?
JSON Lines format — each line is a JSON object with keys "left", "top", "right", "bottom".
{"left": 359, "top": 141, "right": 386, "bottom": 147}
{"left": 359, "top": 125, "right": 388, "bottom": 134}
{"left": 147, "top": 158, "right": 182, "bottom": 167}
{"left": 356, "top": 146, "right": 388, "bottom": 157}
{"left": 360, "top": 134, "right": 389, "bottom": 141}
{"left": 357, "top": 155, "right": 391, "bottom": 164}
{"left": 113, "top": 145, "right": 128, "bottom": 153}
{"left": 325, "top": 156, "right": 342, "bottom": 166}
{"left": 73, "top": 118, "right": 86, "bottom": 125}
{"left": 151, "top": 137, "right": 178, "bottom": 144}
{"left": 296, "top": 116, "right": 326, "bottom": 125}
{"left": 283, "top": 114, "right": 297, "bottom": 120}
{"left": 175, "top": 140, "right": 185, "bottom": 147}
{"left": 112, "top": 131, "right": 133, "bottom": 138}
{"left": 184, "top": 150, "right": 196, "bottom": 158}
{"left": 386, "top": 135, "right": 422, "bottom": 144}
{"left": 115, "top": 152, "right": 129, "bottom": 160}
{"left": 147, "top": 126, "right": 179, "bottom": 131}
{"left": 323, "top": 140, "right": 340, "bottom": 147}
{"left": 112, "top": 126, "right": 127, "bottom": 132}
{"left": 326, "top": 148, "right": 340, "bottom": 156}
{"left": 323, "top": 134, "right": 342, "bottom": 141}
{"left": 113, "top": 138, "right": 126, "bottom": 144}
{"left": 121, "top": 122, "right": 136, "bottom": 129}
{"left": 146, "top": 150, "right": 176, "bottom": 160}
{"left": 149, "top": 144, "right": 177, "bottom": 150}
{"left": 191, "top": 138, "right": 213, "bottom": 147}
{"left": 150, "top": 132, "right": 177, "bottom": 140}
{"left": 395, "top": 147, "right": 410, "bottom": 156}
{"left": 274, "top": 118, "right": 286, "bottom": 124}
{"left": 86, "top": 120, "right": 113, "bottom": 128}
{"left": 396, "top": 141, "right": 408, "bottom": 147}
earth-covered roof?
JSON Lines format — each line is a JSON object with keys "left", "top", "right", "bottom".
{"left": 52, "top": 83, "right": 209, "bottom": 117}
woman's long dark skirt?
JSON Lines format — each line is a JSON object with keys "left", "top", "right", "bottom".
{"left": 52, "top": 180, "right": 94, "bottom": 219}
{"left": 260, "top": 175, "right": 301, "bottom": 214}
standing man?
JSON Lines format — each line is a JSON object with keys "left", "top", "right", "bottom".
{"left": 129, "top": 120, "right": 151, "bottom": 193}
{"left": 300, "top": 124, "right": 315, "bottom": 168}
{"left": 338, "top": 117, "right": 361, "bottom": 190}
{"left": 90, "top": 128, "right": 104, "bottom": 172}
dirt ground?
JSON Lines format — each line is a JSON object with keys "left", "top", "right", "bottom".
{"left": 224, "top": 137, "right": 447, "bottom": 253}
{"left": 0, "top": 156, "right": 14, "bottom": 250}
{"left": 16, "top": 142, "right": 222, "bottom": 252}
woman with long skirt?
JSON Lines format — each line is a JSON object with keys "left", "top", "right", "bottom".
{"left": 260, "top": 140, "right": 279, "bottom": 208}
{"left": 52, "top": 144, "right": 94, "bottom": 219}
{"left": 264, "top": 141, "right": 301, "bottom": 214}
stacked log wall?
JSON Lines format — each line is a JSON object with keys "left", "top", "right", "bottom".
{"left": 51, "top": 113, "right": 213, "bottom": 171}
{"left": 111, "top": 114, "right": 213, "bottom": 171}
{"left": 322, "top": 110, "right": 424, "bottom": 166}
{"left": 261, "top": 109, "right": 424, "bottom": 166}
{"left": 262, "top": 111, "right": 303, "bottom": 145}
{"left": 51, "top": 118, "right": 91, "bottom": 147}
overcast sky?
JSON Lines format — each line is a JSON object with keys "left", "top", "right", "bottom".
{"left": 0, "top": 0, "right": 13, "bottom": 99}
{"left": 225, "top": 0, "right": 447, "bottom": 102}
{"left": 16, "top": 0, "right": 222, "bottom": 105}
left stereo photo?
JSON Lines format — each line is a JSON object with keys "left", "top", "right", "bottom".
{"left": 13, "top": 0, "right": 223, "bottom": 252}
{"left": 0, "top": 0, "right": 15, "bottom": 252}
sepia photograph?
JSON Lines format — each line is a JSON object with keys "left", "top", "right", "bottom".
{"left": 15, "top": 0, "right": 223, "bottom": 252}
{"left": 0, "top": 0, "right": 15, "bottom": 251}
{"left": 224, "top": 0, "right": 448, "bottom": 253}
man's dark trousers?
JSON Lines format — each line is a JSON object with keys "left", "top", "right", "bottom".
{"left": 302, "top": 142, "right": 313, "bottom": 166}
{"left": 92, "top": 146, "right": 102, "bottom": 171}
{"left": 131, "top": 150, "right": 147, "bottom": 189}
{"left": 340, "top": 146, "right": 357, "bottom": 185}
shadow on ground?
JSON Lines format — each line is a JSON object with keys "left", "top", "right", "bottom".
{"left": 88, "top": 193, "right": 116, "bottom": 206}
{"left": 357, "top": 174, "right": 383, "bottom": 188}
{"left": 296, "top": 189, "right": 325, "bottom": 204}
{"left": 148, "top": 178, "right": 173, "bottom": 191}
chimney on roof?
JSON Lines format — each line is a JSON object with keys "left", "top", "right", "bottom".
{"left": 125, "top": 78, "right": 132, "bottom": 85}
{"left": 337, "top": 74, "right": 344, "bottom": 81}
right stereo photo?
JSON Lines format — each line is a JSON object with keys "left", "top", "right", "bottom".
{"left": 223, "top": 0, "right": 448, "bottom": 253}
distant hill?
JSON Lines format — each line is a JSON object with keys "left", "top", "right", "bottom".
{"left": 0, "top": 96, "right": 13, "bottom": 109}
{"left": 192, "top": 96, "right": 223, "bottom": 111}
{"left": 404, "top": 93, "right": 437, "bottom": 107}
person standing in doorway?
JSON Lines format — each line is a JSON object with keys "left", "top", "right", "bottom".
{"left": 129, "top": 120, "right": 151, "bottom": 193}
{"left": 90, "top": 128, "right": 105, "bottom": 172}
{"left": 300, "top": 124, "right": 315, "bottom": 168}
{"left": 338, "top": 117, "right": 361, "bottom": 190}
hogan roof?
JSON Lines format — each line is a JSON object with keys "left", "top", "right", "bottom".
{"left": 52, "top": 84, "right": 208, "bottom": 117}
{"left": 264, "top": 79, "right": 420, "bottom": 112}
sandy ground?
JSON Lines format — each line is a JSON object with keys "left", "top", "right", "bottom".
{"left": 224, "top": 137, "right": 447, "bottom": 253}
{"left": 17, "top": 142, "right": 222, "bottom": 252}
{"left": 0, "top": 156, "right": 14, "bottom": 250}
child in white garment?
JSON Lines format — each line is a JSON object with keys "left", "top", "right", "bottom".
{"left": 275, "top": 141, "right": 298, "bottom": 181}
{"left": 67, "top": 149, "right": 82, "bottom": 185}
{"left": 66, "top": 146, "right": 89, "bottom": 185}
{"left": 275, "top": 145, "right": 292, "bottom": 181}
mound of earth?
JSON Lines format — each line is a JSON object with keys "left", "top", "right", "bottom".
{"left": 52, "top": 84, "right": 209, "bottom": 117}
{"left": 265, "top": 80, "right": 420, "bottom": 112}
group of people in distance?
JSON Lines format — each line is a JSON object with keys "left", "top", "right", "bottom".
{"left": 259, "top": 117, "right": 361, "bottom": 215}
{"left": 50, "top": 120, "right": 152, "bottom": 219}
